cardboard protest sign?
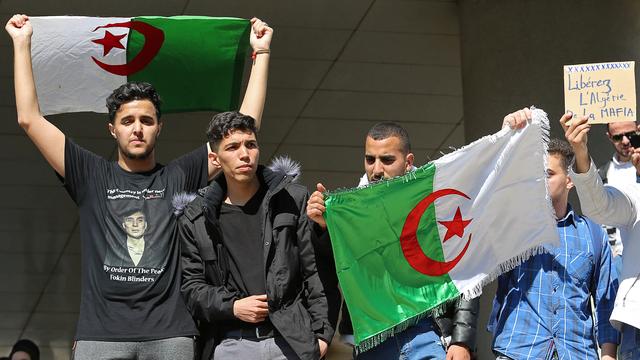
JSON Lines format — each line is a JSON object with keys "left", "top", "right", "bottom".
{"left": 563, "top": 61, "right": 636, "bottom": 124}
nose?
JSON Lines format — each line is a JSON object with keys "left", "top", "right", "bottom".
{"left": 622, "top": 135, "right": 631, "bottom": 144}
{"left": 132, "top": 120, "right": 143, "bottom": 135}
{"left": 372, "top": 160, "right": 384, "bottom": 179}
{"left": 239, "top": 145, "right": 250, "bottom": 159}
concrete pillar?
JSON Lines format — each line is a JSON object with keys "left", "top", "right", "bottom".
{"left": 459, "top": 1, "right": 640, "bottom": 358}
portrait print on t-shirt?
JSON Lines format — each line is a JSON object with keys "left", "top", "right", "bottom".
{"left": 103, "top": 187, "right": 172, "bottom": 284}
{"left": 104, "top": 207, "right": 163, "bottom": 268}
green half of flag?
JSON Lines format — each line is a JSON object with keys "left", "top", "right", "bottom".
{"left": 324, "top": 164, "right": 459, "bottom": 352}
{"left": 128, "top": 16, "right": 250, "bottom": 113}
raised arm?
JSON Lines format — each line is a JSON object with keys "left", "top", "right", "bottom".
{"left": 207, "top": 18, "right": 272, "bottom": 179}
{"left": 561, "top": 113, "right": 638, "bottom": 227}
{"left": 6, "top": 14, "right": 65, "bottom": 177}
{"left": 239, "top": 17, "right": 272, "bottom": 130}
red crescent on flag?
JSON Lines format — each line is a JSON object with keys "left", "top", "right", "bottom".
{"left": 400, "top": 188, "right": 471, "bottom": 277}
{"left": 91, "top": 21, "right": 164, "bottom": 76}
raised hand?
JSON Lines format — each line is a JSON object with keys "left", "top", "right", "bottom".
{"left": 559, "top": 112, "right": 591, "bottom": 173}
{"left": 502, "top": 107, "right": 532, "bottom": 129}
{"left": 5, "top": 14, "right": 32, "bottom": 42}
{"left": 249, "top": 17, "right": 273, "bottom": 51}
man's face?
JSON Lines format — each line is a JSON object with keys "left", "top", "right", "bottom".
{"left": 123, "top": 211, "right": 147, "bottom": 238}
{"left": 364, "top": 136, "right": 414, "bottom": 182}
{"left": 212, "top": 129, "right": 259, "bottom": 183}
{"left": 607, "top": 121, "right": 637, "bottom": 160}
{"left": 108, "top": 99, "right": 162, "bottom": 161}
{"left": 10, "top": 351, "right": 32, "bottom": 360}
{"left": 546, "top": 154, "right": 573, "bottom": 212}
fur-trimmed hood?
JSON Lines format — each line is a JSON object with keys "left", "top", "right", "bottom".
{"left": 173, "top": 156, "right": 302, "bottom": 216}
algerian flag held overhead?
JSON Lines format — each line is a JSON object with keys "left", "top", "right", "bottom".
{"left": 324, "top": 108, "right": 559, "bottom": 351}
{"left": 30, "top": 16, "right": 250, "bottom": 115}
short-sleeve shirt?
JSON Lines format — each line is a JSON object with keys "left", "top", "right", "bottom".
{"left": 62, "top": 138, "right": 207, "bottom": 341}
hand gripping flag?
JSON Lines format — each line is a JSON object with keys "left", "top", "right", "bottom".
{"left": 323, "top": 108, "right": 559, "bottom": 351}
{"left": 29, "top": 16, "right": 250, "bottom": 115}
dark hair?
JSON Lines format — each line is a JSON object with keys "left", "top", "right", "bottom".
{"left": 367, "top": 122, "right": 411, "bottom": 154}
{"left": 10, "top": 339, "right": 39, "bottom": 360}
{"left": 548, "top": 138, "right": 574, "bottom": 171}
{"left": 206, "top": 111, "right": 257, "bottom": 150}
{"left": 106, "top": 82, "right": 161, "bottom": 122}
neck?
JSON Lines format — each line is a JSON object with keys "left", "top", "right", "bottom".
{"left": 118, "top": 152, "right": 156, "bottom": 173}
{"left": 127, "top": 236, "right": 144, "bottom": 244}
{"left": 554, "top": 201, "right": 569, "bottom": 220}
{"left": 225, "top": 175, "right": 261, "bottom": 206}
{"left": 616, "top": 152, "right": 631, "bottom": 163}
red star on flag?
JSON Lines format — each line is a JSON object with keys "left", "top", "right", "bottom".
{"left": 92, "top": 30, "right": 126, "bottom": 56}
{"left": 438, "top": 207, "right": 472, "bottom": 242}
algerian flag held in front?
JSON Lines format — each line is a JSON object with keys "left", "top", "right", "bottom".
{"left": 324, "top": 108, "right": 559, "bottom": 351}
{"left": 30, "top": 16, "right": 250, "bottom": 115}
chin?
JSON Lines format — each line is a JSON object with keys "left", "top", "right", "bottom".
{"left": 233, "top": 173, "right": 256, "bottom": 183}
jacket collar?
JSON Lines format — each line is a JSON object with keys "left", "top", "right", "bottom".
{"left": 203, "top": 165, "right": 288, "bottom": 215}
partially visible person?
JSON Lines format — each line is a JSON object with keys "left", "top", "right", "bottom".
{"left": 487, "top": 130, "right": 619, "bottom": 360}
{"left": 560, "top": 113, "right": 640, "bottom": 360}
{"left": 9, "top": 339, "right": 39, "bottom": 360}
{"left": 306, "top": 122, "right": 478, "bottom": 360}
{"left": 598, "top": 121, "right": 638, "bottom": 268}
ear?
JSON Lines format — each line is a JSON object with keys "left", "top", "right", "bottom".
{"left": 156, "top": 122, "right": 163, "bottom": 138}
{"left": 566, "top": 175, "right": 574, "bottom": 191}
{"left": 209, "top": 151, "right": 222, "bottom": 169}
{"left": 405, "top": 152, "right": 415, "bottom": 171}
{"left": 108, "top": 123, "right": 116, "bottom": 139}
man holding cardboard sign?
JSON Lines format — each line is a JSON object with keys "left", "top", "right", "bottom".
{"left": 557, "top": 113, "right": 640, "bottom": 360}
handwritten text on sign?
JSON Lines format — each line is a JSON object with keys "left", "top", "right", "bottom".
{"left": 564, "top": 61, "right": 636, "bottom": 124}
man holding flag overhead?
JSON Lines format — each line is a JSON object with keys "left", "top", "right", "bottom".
{"left": 487, "top": 136, "right": 619, "bottom": 360}
{"left": 6, "top": 13, "right": 271, "bottom": 360}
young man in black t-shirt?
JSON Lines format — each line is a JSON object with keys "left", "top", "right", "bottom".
{"left": 6, "top": 13, "right": 272, "bottom": 360}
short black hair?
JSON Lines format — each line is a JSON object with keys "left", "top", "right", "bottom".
{"left": 548, "top": 138, "right": 574, "bottom": 172}
{"left": 106, "top": 82, "right": 161, "bottom": 123}
{"left": 206, "top": 111, "right": 257, "bottom": 150}
{"left": 366, "top": 122, "right": 411, "bottom": 154}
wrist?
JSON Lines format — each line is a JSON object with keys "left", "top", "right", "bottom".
{"left": 12, "top": 36, "right": 31, "bottom": 47}
{"left": 251, "top": 49, "right": 270, "bottom": 60}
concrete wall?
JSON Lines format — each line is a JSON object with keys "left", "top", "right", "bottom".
{"left": 458, "top": 1, "right": 640, "bottom": 358}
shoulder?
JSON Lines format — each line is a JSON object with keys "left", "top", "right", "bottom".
{"left": 284, "top": 182, "right": 309, "bottom": 199}
{"left": 66, "top": 137, "right": 106, "bottom": 162}
{"left": 173, "top": 191, "right": 205, "bottom": 223}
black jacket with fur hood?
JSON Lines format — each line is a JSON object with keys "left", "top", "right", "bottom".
{"left": 174, "top": 157, "right": 333, "bottom": 360}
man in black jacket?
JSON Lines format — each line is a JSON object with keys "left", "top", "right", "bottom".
{"left": 177, "top": 111, "right": 333, "bottom": 360}
{"left": 307, "top": 122, "right": 478, "bottom": 359}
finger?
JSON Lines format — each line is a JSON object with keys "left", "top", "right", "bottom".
{"left": 309, "top": 191, "right": 324, "bottom": 202}
{"left": 523, "top": 107, "right": 532, "bottom": 120}
{"left": 250, "top": 17, "right": 257, "bottom": 24}
{"left": 317, "top": 183, "right": 327, "bottom": 193}
{"left": 254, "top": 294, "right": 268, "bottom": 301}
{"left": 559, "top": 112, "right": 573, "bottom": 131}
{"left": 310, "top": 203, "right": 326, "bottom": 213}
{"left": 254, "top": 300, "right": 269, "bottom": 308}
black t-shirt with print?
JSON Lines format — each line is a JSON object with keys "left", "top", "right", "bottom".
{"left": 62, "top": 138, "right": 207, "bottom": 341}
